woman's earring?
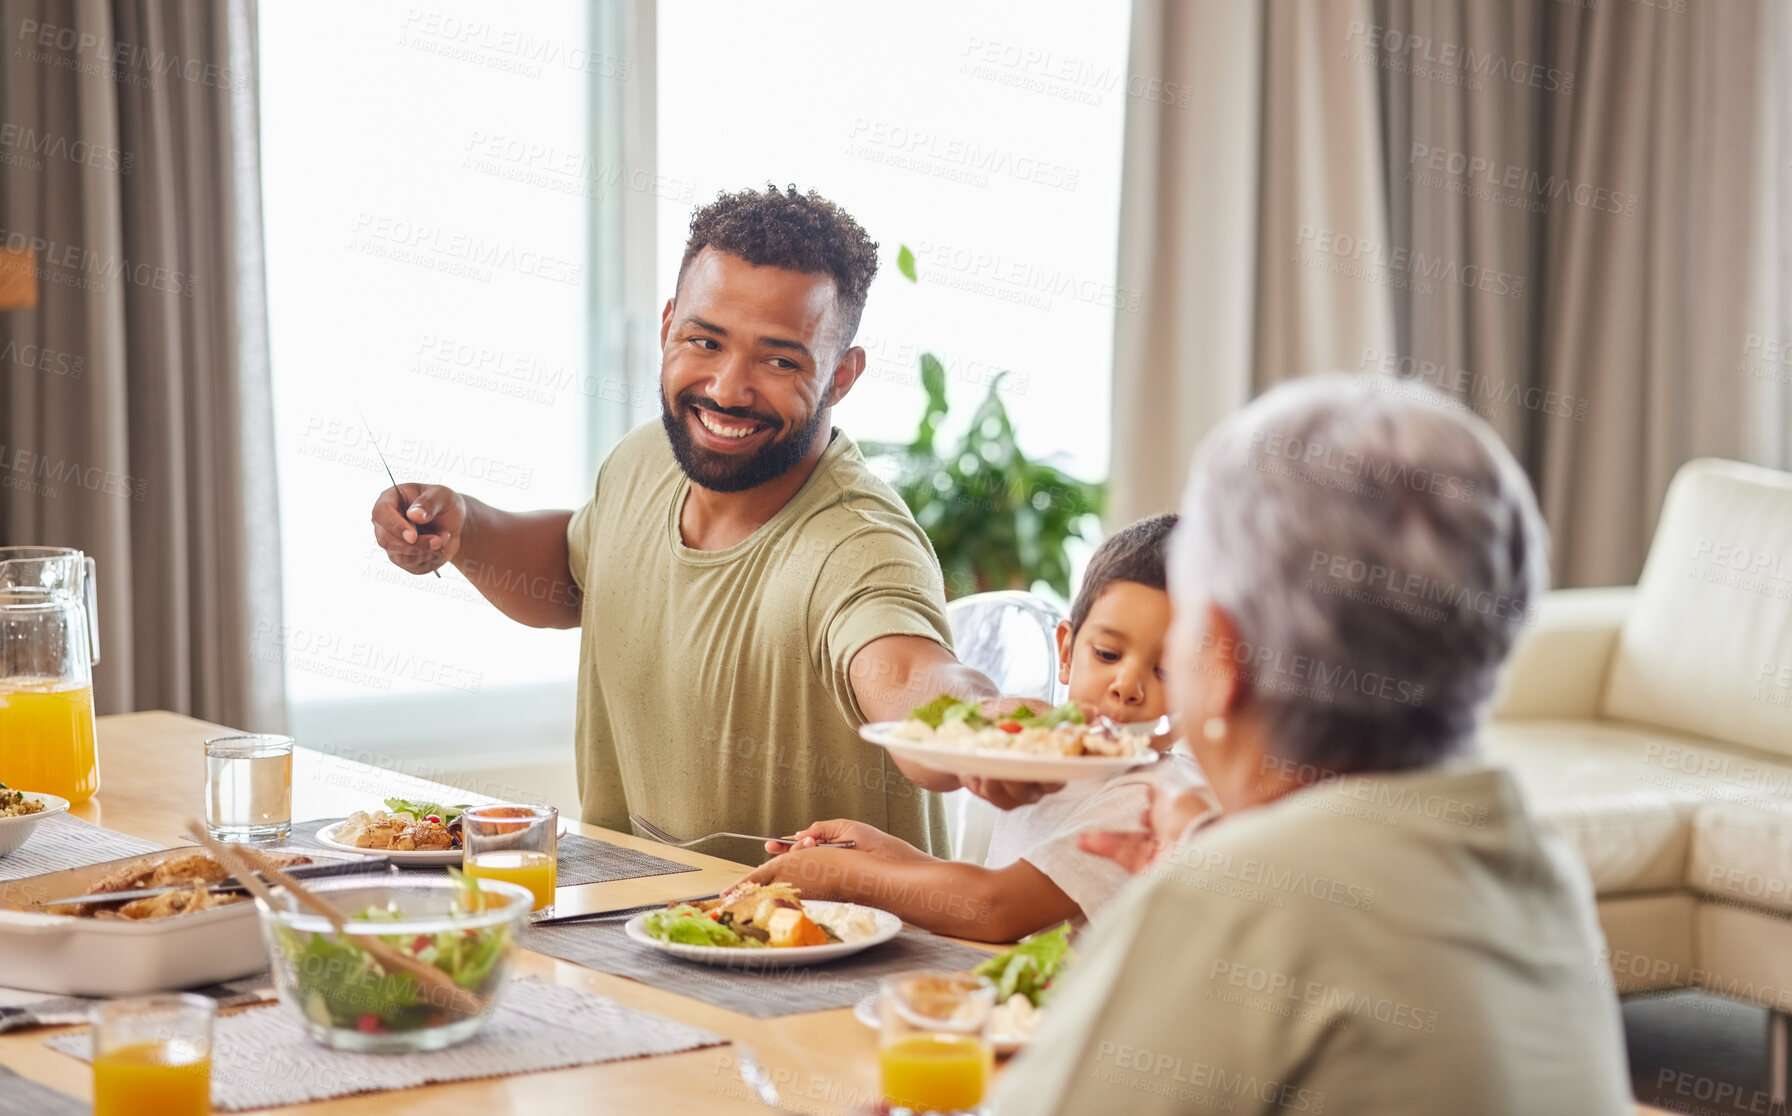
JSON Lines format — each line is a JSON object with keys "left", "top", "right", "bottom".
{"left": 1202, "top": 716, "right": 1228, "bottom": 742}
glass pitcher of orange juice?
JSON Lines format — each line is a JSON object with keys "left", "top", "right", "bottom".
{"left": 0, "top": 547, "right": 101, "bottom": 802}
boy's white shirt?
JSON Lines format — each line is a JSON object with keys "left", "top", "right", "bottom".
{"left": 982, "top": 749, "right": 1211, "bottom": 920}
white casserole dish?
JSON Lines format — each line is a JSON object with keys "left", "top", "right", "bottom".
{"left": 0, "top": 846, "right": 347, "bottom": 996}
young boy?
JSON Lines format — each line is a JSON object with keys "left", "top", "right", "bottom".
{"left": 739, "top": 514, "right": 1213, "bottom": 943}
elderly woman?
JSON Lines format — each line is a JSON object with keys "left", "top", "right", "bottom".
{"left": 990, "top": 377, "right": 1632, "bottom": 1114}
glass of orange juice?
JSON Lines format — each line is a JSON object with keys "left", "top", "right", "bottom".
{"left": 879, "top": 971, "right": 995, "bottom": 1115}
{"left": 462, "top": 803, "right": 558, "bottom": 916}
{"left": 91, "top": 993, "right": 215, "bottom": 1116}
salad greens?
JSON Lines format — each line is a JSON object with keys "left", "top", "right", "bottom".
{"left": 642, "top": 904, "right": 766, "bottom": 949}
{"left": 909, "top": 694, "right": 987, "bottom": 729}
{"left": 972, "top": 922, "right": 1073, "bottom": 1007}
{"left": 908, "top": 694, "right": 1086, "bottom": 731}
{"left": 382, "top": 797, "right": 470, "bottom": 822}
{"left": 272, "top": 874, "right": 511, "bottom": 1035}
{"left": 1004, "top": 703, "right": 1087, "bottom": 730}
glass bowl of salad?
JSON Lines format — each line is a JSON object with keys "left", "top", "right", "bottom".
{"left": 256, "top": 874, "right": 532, "bottom": 1053}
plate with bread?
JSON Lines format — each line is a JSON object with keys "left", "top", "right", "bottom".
{"left": 624, "top": 882, "right": 900, "bottom": 967}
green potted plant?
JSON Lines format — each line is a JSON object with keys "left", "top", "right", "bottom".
{"left": 862, "top": 248, "right": 1105, "bottom": 600}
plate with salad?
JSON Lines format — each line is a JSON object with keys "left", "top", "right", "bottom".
{"left": 626, "top": 883, "right": 901, "bottom": 968}
{"left": 859, "top": 695, "right": 1162, "bottom": 782}
{"left": 853, "top": 923, "right": 1072, "bottom": 1053}
{"left": 313, "top": 798, "right": 474, "bottom": 866}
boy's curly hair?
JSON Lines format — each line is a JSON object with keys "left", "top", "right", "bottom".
{"left": 1068, "top": 514, "right": 1180, "bottom": 637}
{"left": 677, "top": 184, "right": 880, "bottom": 349}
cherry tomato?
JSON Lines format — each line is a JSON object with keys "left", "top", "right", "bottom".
{"left": 423, "top": 814, "right": 442, "bottom": 825}
{"left": 356, "top": 1013, "right": 384, "bottom": 1034}
{"left": 998, "top": 721, "right": 1023, "bottom": 734}
{"left": 411, "top": 935, "right": 431, "bottom": 953}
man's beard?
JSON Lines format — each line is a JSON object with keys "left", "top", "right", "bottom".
{"left": 660, "top": 386, "right": 827, "bottom": 494}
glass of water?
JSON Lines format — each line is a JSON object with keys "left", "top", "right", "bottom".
{"left": 204, "top": 733, "right": 293, "bottom": 841}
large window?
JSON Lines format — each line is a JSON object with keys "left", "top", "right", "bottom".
{"left": 656, "top": 0, "right": 1131, "bottom": 500}
{"left": 260, "top": 1, "right": 597, "bottom": 775}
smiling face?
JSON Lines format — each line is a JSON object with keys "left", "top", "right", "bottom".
{"left": 1056, "top": 581, "right": 1172, "bottom": 724}
{"left": 658, "top": 248, "right": 861, "bottom": 493}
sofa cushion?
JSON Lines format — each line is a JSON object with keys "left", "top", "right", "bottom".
{"left": 1490, "top": 588, "right": 1633, "bottom": 720}
{"left": 1688, "top": 803, "right": 1792, "bottom": 916}
{"left": 1484, "top": 718, "right": 1792, "bottom": 894}
{"left": 1482, "top": 720, "right": 1706, "bottom": 893}
{"left": 1600, "top": 458, "right": 1792, "bottom": 758}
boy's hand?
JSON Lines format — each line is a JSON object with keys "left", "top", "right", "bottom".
{"left": 767, "top": 819, "right": 930, "bottom": 863}
{"left": 738, "top": 846, "right": 863, "bottom": 897}
{"left": 1077, "top": 786, "right": 1219, "bottom": 874}
{"left": 1078, "top": 827, "right": 1160, "bottom": 875}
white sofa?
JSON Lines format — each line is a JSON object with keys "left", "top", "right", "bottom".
{"left": 1485, "top": 459, "right": 1792, "bottom": 1048}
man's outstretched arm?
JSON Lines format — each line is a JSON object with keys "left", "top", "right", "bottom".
{"left": 849, "top": 635, "right": 1059, "bottom": 806}
{"left": 371, "top": 484, "right": 582, "bottom": 629}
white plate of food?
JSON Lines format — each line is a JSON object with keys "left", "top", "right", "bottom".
{"left": 0, "top": 786, "right": 70, "bottom": 858}
{"left": 859, "top": 696, "right": 1161, "bottom": 783}
{"left": 625, "top": 884, "right": 901, "bottom": 967}
{"left": 313, "top": 797, "right": 470, "bottom": 866}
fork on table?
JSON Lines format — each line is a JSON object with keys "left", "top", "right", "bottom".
{"left": 628, "top": 813, "right": 856, "bottom": 850}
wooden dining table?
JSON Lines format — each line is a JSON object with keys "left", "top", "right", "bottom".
{"left": 0, "top": 712, "right": 1681, "bottom": 1115}
{"left": 0, "top": 711, "right": 947, "bottom": 1113}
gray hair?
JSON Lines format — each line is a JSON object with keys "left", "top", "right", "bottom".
{"left": 1172, "top": 374, "right": 1549, "bottom": 775}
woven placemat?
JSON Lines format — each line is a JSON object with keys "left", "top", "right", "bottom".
{"left": 523, "top": 921, "right": 993, "bottom": 1019}
{"left": 0, "top": 1065, "right": 86, "bottom": 1115}
{"left": 47, "top": 976, "right": 724, "bottom": 1111}
{"left": 285, "top": 820, "right": 699, "bottom": 887}
{"left": 0, "top": 974, "right": 272, "bottom": 1035}
{"left": 0, "top": 814, "right": 164, "bottom": 882}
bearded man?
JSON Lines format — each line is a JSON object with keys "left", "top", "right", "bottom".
{"left": 373, "top": 185, "right": 1020, "bottom": 855}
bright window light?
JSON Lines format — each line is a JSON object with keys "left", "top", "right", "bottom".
{"left": 260, "top": 1, "right": 590, "bottom": 739}
{"left": 656, "top": 0, "right": 1130, "bottom": 489}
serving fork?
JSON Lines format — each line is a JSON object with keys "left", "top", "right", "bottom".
{"left": 628, "top": 813, "right": 855, "bottom": 850}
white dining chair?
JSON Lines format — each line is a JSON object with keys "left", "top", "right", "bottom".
{"left": 940, "top": 590, "right": 1067, "bottom": 862}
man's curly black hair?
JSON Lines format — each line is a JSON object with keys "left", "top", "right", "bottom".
{"left": 677, "top": 184, "right": 880, "bottom": 352}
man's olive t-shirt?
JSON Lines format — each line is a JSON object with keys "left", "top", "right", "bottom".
{"left": 566, "top": 422, "right": 952, "bottom": 856}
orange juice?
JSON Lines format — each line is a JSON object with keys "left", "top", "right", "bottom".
{"left": 880, "top": 1034, "right": 991, "bottom": 1112}
{"left": 0, "top": 680, "right": 98, "bottom": 802}
{"left": 93, "top": 1039, "right": 210, "bottom": 1116}
{"left": 465, "top": 850, "right": 556, "bottom": 910}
